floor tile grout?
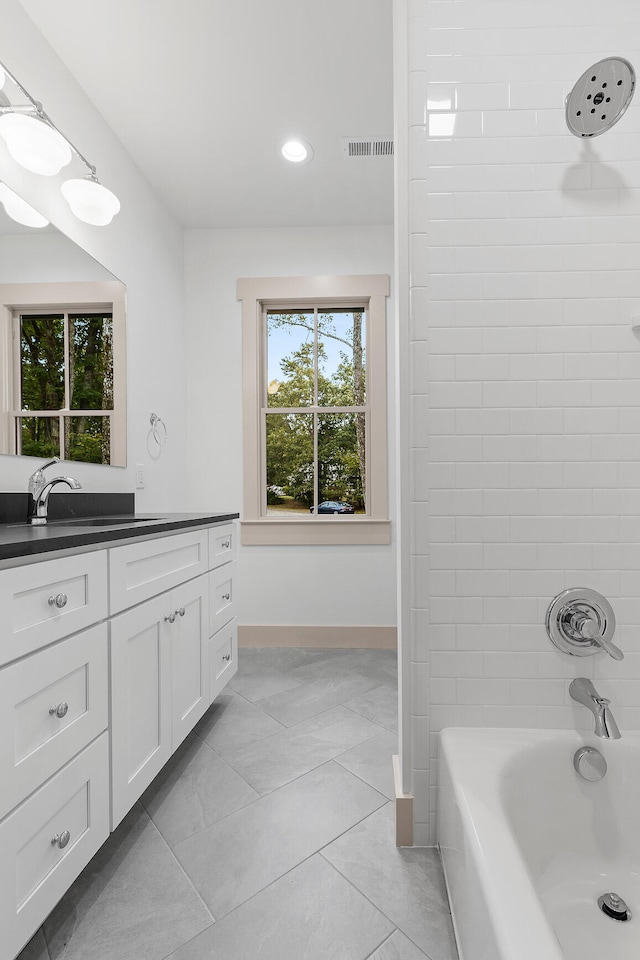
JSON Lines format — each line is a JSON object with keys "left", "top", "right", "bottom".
{"left": 318, "top": 849, "right": 436, "bottom": 960}
{"left": 141, "top": 804, "right": 218, "bottom": 928}
{"left": 23, "top": 649, "right": 457, "bottom": 960}
{"left": 363, "top": 930, "right": 400, "bottom": 959}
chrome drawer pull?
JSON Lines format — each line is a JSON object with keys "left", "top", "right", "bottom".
{"left": 221, "top": 592, "right": 230, "bottom": 601}
{"left": 221, "top": 540, "right": 230, "bottom": 549}
{"left": 177, "top": 607, "right": 186, "bottom": 617}
{"left": 49, "top": 702, "right": 69, "bottom": 719}
{"left": 48, "top": 593, "right": 68, "bottom": 609}
{"left": 51, "top": 830, "right": 71, "bottom": 849}
{"left": 222, "top": 653, "right": 231, "bottom": 662}
{"left": 164, "top": 612, "right": 176, "bottom": 623}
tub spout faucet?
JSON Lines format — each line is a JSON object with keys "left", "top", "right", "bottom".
{"left": 569, "top": 678, "right": 621, "bottom": 739}
{"left": 27, "top": 457, "right": 82, "bottom": 525}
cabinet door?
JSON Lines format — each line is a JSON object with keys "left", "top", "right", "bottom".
{"left": 109, "top": 594, "right": 172, "bottom": 829}
{"left": 171, "top": 575, "right": 209, "bottom": 752}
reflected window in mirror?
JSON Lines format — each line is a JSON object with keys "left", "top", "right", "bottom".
{"left": 16, "top": 309, "right": 115, "bottom": 463}
{"left": 0, "top": 281, "right": 126, "bottom": 466}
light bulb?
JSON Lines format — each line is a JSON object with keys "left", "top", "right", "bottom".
{"left": 281, "top": 139, "right": 313, "bottom": 163}
{"left": 0, "top": 113, "right": 72, "bottom": 176}
{"left": 0, "top": 183, "right": 49, "bottom": 227}
{"left": 61, "top": 177, "right": 120, "bottom": 226}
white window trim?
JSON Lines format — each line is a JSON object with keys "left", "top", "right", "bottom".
{"left": 0, "top": 281, "right": 126, "bottom": 466}
{"left": 238, "top": 274, "right": 390, "bottom": 546}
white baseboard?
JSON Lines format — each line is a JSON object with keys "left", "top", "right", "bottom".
{"left": 238, "top": 624, "right": 397, "bottom": 649}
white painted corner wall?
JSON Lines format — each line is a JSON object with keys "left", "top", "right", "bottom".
{"left": 183, "top": 225, "right": 397, "bottom": 628}
{"left": 1, "top": 0, "right": 187, "bottom": 511}
{"left": 402, "top": 0, "right": 640, "bottom": 843}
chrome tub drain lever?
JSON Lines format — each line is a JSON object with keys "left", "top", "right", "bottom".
{"left": 599, "top": 893, "right": 632, "bottom": 922}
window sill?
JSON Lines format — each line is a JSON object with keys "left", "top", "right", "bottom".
{"left": 240, "top": 518, "right": 391, "bottom": 546}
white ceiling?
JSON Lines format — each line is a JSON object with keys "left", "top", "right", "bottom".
{"left": 20, "top": 0, "right": 394, "bottom": 229}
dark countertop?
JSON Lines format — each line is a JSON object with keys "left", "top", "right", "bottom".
{"left": 0, "top": 512, "right": 239, "bottom": 564}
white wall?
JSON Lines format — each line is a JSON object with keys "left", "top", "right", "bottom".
{"left": 0, "top": 232, "right": 116, "bottom": 282}
{"left": 403, "top": 0, "right": 640, "bottom": 843}
{"left": 184, "top": 225, "right": 397, "bottom": 627}
{"left": 0, "top": 1, "right": 187, "bottom": 510}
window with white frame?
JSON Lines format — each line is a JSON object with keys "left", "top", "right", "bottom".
{"left": 238, "top": 274, "right": 390, "bottom": 545}
{"left": 0, "top": 281, "right": 126, "bottom": 466}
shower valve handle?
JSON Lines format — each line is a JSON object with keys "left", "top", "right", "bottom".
{"left": 571, "top": 612, "right": 624, "bottom": 661}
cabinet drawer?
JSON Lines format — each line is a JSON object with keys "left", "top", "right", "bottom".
{"left": 208, "top": 522, "right": 237, "bottom": 570}
{"left": 209, "top": 618, "right": 237, "bottom": 705}
{"left": 109, "top": 529, "right": 208, "bottom": 614}
{"left": 0, "top": 623, "right": 108, "bottom": 820}
{"left": 0, "top": 733, "right": 109, "bottom": 960}
{"left": 209, "top": 560, "right": 236, "bottom": 635}
{"left": 0, "top": 551, "right": 108, "bottom": 667}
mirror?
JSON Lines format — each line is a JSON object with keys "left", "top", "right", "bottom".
{"left": 0, "top": 198, "right": 126, "bottom": 466}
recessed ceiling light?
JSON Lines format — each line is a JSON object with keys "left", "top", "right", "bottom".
{"left": 281, "top": 139, "right": 313, "bottom": 164}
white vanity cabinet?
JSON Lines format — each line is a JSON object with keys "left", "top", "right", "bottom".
{"left": 0, "top": 516, "right": 238, "bottom": 960}
{"left": 0, "top": 550, "right": 111, "bottom": 960}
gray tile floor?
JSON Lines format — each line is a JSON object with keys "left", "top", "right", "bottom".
{"left": 18, "top": 648, "right": 458, "bottom": 960}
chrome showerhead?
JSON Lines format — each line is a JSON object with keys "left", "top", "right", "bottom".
{"left": 565, "top": 57, "right": 635, "bottom": 137}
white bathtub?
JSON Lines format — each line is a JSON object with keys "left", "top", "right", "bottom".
{"left": 438, "top": 727, "right": 639, "bottom": 960}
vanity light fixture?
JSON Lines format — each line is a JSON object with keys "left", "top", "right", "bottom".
{"left": 0, "top": 182, "right": 49, "bottom": 227}
{"left": 61, "top": 176, "right": 120, "bottom": 227}
{"left": 281, "top": 139, "right": 314, "bottom": 164}
{"left": 0, "top": 112, "right": 72, "bottom": 176}
{"left": 0, "top": 59, "right": 120, "bottom": 225}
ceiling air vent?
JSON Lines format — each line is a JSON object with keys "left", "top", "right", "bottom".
{"left": 342, "top": 138, "right": 394, "bottom": 159}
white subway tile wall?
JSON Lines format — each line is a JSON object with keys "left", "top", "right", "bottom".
{"left": 406, "top": 0, "right": 640, "bottom": 843}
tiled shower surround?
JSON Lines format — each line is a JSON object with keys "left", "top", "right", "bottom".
{"left": 404, "top": 0, "right": 640, "bottom": 843}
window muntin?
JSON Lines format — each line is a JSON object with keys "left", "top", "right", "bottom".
{"left": 264, "top": 305, "right": 367, "bottom": 517}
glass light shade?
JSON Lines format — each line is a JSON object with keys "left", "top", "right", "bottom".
{"left": 281, "top": 139, "right": 313, "bottom": 163}
{"left": 0, "top": 183, "right": 49, "bottom": 227}
{"left": 0, "top": 113, "right": 72, "bottom": 175}
{"left": 61, "top": 177, "right": 121, "bottom": 226}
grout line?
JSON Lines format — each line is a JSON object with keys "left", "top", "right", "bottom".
{"left": 35, "top": 929, "right": 53, "bottom": 960}
{"left": 333, "top": 753, "right": 395, "bottom": 801}
{"left": 161, "top": 763, "right": 390, "bottom": 935}
{"left": 319, "top": 848, "right": 440, "bottom": 960}
{"left": 141, "top": 805, "right": 217, "bottom": 928}
{"left": 41, "top": 649, "right": 401, "bottom": 960}
{"left": 363, "top": 929, "right": 399, "bottom": 959}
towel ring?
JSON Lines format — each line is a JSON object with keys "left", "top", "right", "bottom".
{"left": 150, "top": 413, "right": 167, "bottom": 445}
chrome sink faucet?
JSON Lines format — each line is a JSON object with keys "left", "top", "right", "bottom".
{"left": 27, "top": 457, "right": 82, "bottom": 525}
{"left": 570, "top": 677, "right": 621, "bottom": 739}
